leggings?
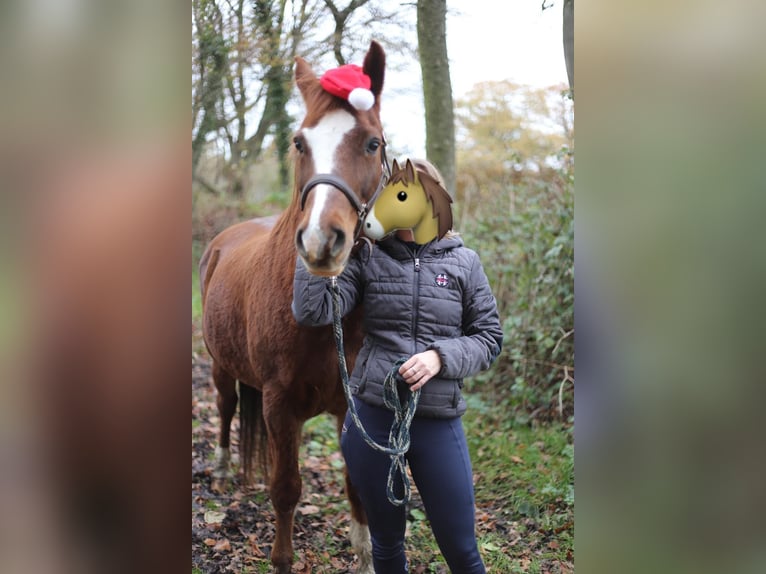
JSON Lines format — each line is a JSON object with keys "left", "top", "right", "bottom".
{"left": 341, "top": 398, "right": 486, "bottom": 574}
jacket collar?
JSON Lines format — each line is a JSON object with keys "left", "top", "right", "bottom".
{"left": 377, "top": 234, "right": 463, "bottom": 260}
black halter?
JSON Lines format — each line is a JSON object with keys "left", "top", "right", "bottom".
{"left": 299, "top": 143, "right": 391, "bottom": 241}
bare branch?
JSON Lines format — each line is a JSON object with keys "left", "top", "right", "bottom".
{"left": 193, "top": 173, "right": 225, "bottom": 196}
{"left": 558, "top": 366, "right": 574, "bottom": 418}
{"left": 552, "top": 328, "right": 574, "bottom": 356}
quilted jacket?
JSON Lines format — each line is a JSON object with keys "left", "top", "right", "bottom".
{"left": 291, "top": 235, "right": 503, "bottom": 418}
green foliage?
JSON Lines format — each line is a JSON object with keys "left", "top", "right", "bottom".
{"left": 457, "top": 83, "right": 574, "bottom": 419}
{"left": 464, "top": 396, "right": 574, "bottom": 567}
{"left": 461, "top": 166, "right": 573, "bottom": 417}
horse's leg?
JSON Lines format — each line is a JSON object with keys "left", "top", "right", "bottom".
{"left": 265, "top": 404, "right": 302, "bottom": 574}
{"left": 211, "top": 361, "right": 237, "bottom": 492}
{"left": 337, "top": 415, "right": 373, "bottom": 574}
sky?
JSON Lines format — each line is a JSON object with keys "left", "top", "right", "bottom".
{"left": 383, "top": 1, "right": 568, "bottom": 157}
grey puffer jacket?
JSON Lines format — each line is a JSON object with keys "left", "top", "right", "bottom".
{"left": 292, "top": 235, "right": 503, "bottom": 418}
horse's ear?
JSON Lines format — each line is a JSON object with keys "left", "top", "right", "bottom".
{"left": 294, "top": 56, "right": 317, "bottom": 103}
{"left": 405, "top": 159, "right": 416, "bottom": 182}
{"left": 363, "top": 41, "right": 385, "bottom": 99}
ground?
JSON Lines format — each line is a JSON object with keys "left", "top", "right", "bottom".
{"left": 192, "top": 351, "right": 573, "bottom": 573}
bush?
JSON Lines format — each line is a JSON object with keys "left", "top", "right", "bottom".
{"left": 461, "top": 160, "right": 573, "bottom": 421}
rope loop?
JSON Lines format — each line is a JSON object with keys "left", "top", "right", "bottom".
{"left": 330, "top": 278, "right": 419, "bottom": 506}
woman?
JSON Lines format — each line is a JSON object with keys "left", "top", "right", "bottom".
{"left": 292, "top": 159, "right": 502, "bottom": 573}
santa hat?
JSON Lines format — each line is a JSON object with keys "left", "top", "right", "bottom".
{"left": 320, "top": 64, "right": 375, "bottom": 111}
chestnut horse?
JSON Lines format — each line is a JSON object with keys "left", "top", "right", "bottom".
{"left": 199, "top": 42, "right": 386, "bottom": 573}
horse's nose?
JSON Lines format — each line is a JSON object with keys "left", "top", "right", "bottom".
{"left": 295, "top": 226, "right": 346, "bottom": 262}
{"left": 328, "top": 227, "right": 346, "bottom": 258}
{"left": 295, "top": 228, "right": 309, "bottom": 259}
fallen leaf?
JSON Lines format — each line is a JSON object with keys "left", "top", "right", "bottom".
{"left": 204, "top": 510, "right": 227, "bottom": 524}
{"left": 213, "top": 538, "right": 231, "bottom": 552}
{"left": 298, "top": 504, "right": 320, "bottom": 515}
{"left": 203, "top": 538, "right": 216, "bottom": 547}
{"left": 511, "top": 455, "right": 523, "bottom": 464}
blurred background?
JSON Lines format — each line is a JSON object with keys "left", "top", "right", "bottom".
{"left": 2, "top": 0, "right": 764, "bottom": 572}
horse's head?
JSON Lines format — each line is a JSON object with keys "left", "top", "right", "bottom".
{"left": 364, "top": 158, "right": 454, "bottom": 244}
{"left": 293, "top": 41, "right": 387, "bottom": 277}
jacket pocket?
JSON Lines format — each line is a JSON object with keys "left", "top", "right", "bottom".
{"left": 451, "top": 383, "right": 460, "bottom": 409}
{"left": 355, "top": 345, "right": 378, "bottom": 395}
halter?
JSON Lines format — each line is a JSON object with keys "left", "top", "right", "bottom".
{"left": 299, "top": 142, "right": 391, "bottom": 241}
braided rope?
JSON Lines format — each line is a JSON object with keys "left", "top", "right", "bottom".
{"left": 330, "top": 277, "right": 420, "bottom": 506}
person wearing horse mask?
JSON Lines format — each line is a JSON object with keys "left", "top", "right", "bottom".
{"left": 292, "top": 158, "right": 502, "bottom": 573}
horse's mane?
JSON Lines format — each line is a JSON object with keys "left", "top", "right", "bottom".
{"left": 389, "top": 159, "right": 453, "bottom": 239}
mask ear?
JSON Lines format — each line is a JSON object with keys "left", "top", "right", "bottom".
{"left": 390, "top": 158, "right": 400, "bottom": 175}
{"left": 405, "top": 159, "right": 416, "bottom": 183}
{"left": 362, "top": 41, "right": 385, "bottom": 100}
{"left": 294, "top": 56, "right": 318, "bottom": 104}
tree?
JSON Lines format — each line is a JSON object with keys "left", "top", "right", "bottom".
{"left": 192, "top": 0, "right": 413, "bottom": 198}
{"left": 416, "top": 0, "right": 456, "bottom": 196}
{"left": 324, "top": 0, "right": 372, "bottom": 65}
{"left": 192, "top": 0, "right": 229, "bottom": 177}
{"left": 563, "top": 0, "right": 574, "bottom": 95}
{"left": 454, "top": 81, "right": 573, "bottom": 221}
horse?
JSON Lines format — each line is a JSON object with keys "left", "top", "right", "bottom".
{"left": 363, "top": 158, "right": 453, "bottom": 243}
{"left": 199, "top": 42, "right": 387, "bottom": 573}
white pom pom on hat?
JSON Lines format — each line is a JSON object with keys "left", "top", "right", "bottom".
{"left": 320, "top": 64, "right": 375, "bottom": 111}
{"left": 348, "top": 87, "right": 375, "bottom": 111}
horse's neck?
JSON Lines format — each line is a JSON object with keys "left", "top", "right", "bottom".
{"left": 268, "top": 201, "right": 301, "bottom": 272}
{"left": 413, "top": 214, "right": 439, "bottom": 244}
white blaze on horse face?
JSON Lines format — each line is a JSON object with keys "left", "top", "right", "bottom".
{"left": 302, "top": 109, "right": 357, "bottom": 256}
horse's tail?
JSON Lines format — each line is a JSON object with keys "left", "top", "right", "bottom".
{"left": 238, "top": 382, "right": 269, "bottom": 483}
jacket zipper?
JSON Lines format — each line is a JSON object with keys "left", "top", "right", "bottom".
{"left": 411, "top": 248, "right": 423, "bottom": 354}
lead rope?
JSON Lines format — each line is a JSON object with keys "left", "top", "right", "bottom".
{"left": 330, "top": 276, "right": 420, "bottom": 506}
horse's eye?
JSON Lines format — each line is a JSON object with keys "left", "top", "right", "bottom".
{"left": 397, "top": 191, "right": 407, "bottom": 202}
{"left": 293, "top": 137, "right": 305, "bottom": 153}
{"left": 366, "top": 137, "right": 381, "bottom": 154}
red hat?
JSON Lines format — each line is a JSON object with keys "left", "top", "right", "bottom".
{"left": 320, "top": 64, "right": 375, "bottom": 111}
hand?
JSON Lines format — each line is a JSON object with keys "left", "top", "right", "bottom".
{"left": 399, "top": 350, "right": 442, "bottom": 392}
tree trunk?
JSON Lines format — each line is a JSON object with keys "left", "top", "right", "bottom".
{"left": 563, "top": 0, "right": 574, "bottom": 96}
{"left": 417, "top": 0, "right": 456, "bottom": 197}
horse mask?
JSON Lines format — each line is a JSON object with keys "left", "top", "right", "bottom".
{"left": 363, "top": 158, "right": 453, "bottom": 244}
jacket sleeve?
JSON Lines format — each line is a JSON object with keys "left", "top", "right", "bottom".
{"left": 427, "top": 253, "right": 503, "bottom": 379}
{"left": 291, "top": 255, "right": 363, "bottom": 326}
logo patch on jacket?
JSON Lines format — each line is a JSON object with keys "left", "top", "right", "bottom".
{"left": 434, "top": 273, "right": 450, "bottom": 288}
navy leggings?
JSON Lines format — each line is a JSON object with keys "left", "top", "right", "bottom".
{"left": 341, "top": 398, "right": 486, "bottom": 574}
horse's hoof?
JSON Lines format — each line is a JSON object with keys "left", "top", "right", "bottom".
{"left": 271, "top": 564, "right": 291, "bottom": 574}
{"left": 356, "top": 565, "right": 374, "bottom": 574}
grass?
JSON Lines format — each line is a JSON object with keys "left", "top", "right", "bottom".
{"left": 192, "top": 242, "right": 204, "bottom": 321}
{"left": 192, "top": 242, "right": 205, "bottom": 352}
